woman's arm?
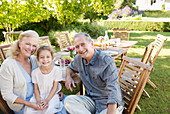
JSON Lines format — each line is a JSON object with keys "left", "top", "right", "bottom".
{"left": 14, "top": 97, "right": 43, "bottom": 110}
{"left": 42, "top": 81, "right": 59, "bottom": 106}
{"left": 0, "top": 61, "right": 44, "bottom": 111}
{"left": 13, "top": 83, "right": 43, "bottom": 110}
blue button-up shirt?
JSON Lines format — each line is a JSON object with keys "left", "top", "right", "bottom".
{"left": 68, "top": 49, "right": 124, "bottom": 113}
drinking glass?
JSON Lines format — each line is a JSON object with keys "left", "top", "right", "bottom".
{"left": 117, "top": 38, "right": 120, "bottom": 45}
{"left": 59, "top": 59, "right": 65, "bottom": 68}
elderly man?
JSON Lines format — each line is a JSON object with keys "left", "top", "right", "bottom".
{"left": 64, "top": 32, "right": 124, "bottom": 114}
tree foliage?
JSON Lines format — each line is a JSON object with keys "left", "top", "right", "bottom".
{"left": 83, "top": 0, "right": 115, "bottom": 22}
{"left": 0, "top": 0, "right": 51, "bottom": 32}
{"left": 46, "top": 0, "right": 115, "bottom": 24}
{"left": 48, "top": 0, "right": 84, "bottom": 27}
{"left": 0, "top": 0, "right": 116, "bottom": 34}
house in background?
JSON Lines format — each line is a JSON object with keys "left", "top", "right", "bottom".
{"left": 135, "top": 0, "right": 170, "bottom": 11}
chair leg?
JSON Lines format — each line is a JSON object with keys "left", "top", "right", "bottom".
{"left": 80, "top": 82, "right": 85, "bottom": 95}
{"left": 143, "top": 89, "right": 150, "bottom": 98}
{"left": 147, "top": 79, "right": 157, "bottom": 89}
{"left": 136, "top": 105, "right": 141, "bottom": 111}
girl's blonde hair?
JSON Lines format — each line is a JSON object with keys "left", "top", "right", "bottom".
{"left": 7, "top": 30, "right": 39, "bottom": 59}
{"left": 37, "top": 46, "right": 54, "bottom": 59}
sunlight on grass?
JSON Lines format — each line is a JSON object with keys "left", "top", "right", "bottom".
{"left": 161, "top": 64, "right": 170, "bottom": 68}
{"left": 158, "top": 49, "right": 170, "bottom": 56}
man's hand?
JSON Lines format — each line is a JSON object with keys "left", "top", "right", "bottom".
{"left": 65, "top": 76, "right": 76, "bottom": 92}
{"left": 65, "top": 68, "right": 77, "bottom": 91}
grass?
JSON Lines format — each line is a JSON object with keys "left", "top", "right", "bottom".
{"left": 62, "top": 31, "right": 170, "bottom": 113}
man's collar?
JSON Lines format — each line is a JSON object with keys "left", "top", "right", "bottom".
{"left": 88, "top": 49, "right": 98, "bottom": 65}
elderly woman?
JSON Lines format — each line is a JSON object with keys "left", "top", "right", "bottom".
{"left": 0, "top": 30, "right": 45, "bottom": 113}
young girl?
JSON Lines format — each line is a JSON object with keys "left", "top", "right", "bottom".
{"left": 24, "top": 46, "right": 65, "bottom": 114}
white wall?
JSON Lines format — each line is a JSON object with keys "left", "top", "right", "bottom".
{"left": 136, "top": 0, "right": 170, "bottom": 11}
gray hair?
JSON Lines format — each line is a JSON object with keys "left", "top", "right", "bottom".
{"left": 73, "top": 32, "right": 92, "bottom": 43}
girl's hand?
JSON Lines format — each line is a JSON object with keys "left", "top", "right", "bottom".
{"left": 29, "top": 102, "right": 44, "bottom": 110}
{"left": 41, "top": 100, "right": 48, "bottom": 109}
{"left": 37, "top": 101, "right": 44, "bottom": 109}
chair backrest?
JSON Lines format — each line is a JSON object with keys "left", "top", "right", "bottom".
{"left": 141, "top": 41, "right": 156, "bottom": 64}
{"left": 55, "top": 33, "right": 72, "bottom": 51}
{"left": 0, "top": 44, "right": 11, "bottom": 62}
{"left": 113, "top": 29, "right": 130, "bottom": 41}
{"left": 39, "top": 36, "right": 51, "bottom": 47}
{"left": 149, "top": 34, "right": 167, "bottom": 66}
{"left": 118, "top": 56, "right": 153, "bottom": 114}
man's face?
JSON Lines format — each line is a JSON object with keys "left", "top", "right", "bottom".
{"left": 74, "top": 35, "right": 94, "bottom": 62}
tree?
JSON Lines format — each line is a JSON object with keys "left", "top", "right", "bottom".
{"left": 46, "top": 0, "right": 115, "bottom": 24}
{"left": 0, "top": 0, "right": 51, "bottom": 42}
{"left": 83, "top": 0, "right": 115, "bottom": 23}
{"left": 46, "top": 0, "right": 84, "bottom": 27}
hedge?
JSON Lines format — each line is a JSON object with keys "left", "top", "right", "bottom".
{"left": 102, "top": 20, "right": 170, "bottom": 32}
{"left": 143, "top": 10, "right": 170, "bottom": 18}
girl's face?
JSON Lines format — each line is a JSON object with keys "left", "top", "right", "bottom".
{"left": 19, "top": 37, "right": 38, "bottom": 57}
{"left": 38, "top": 50, "right": 53, "bottom": 67}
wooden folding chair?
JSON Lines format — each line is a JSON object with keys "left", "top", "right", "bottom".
{"left": 55, "top": 33, "right": 72, "bottom": 51}
{"left": 113, "top": 29, "right": 130, "bottom": 66}
{"left": 39, "top": 36, "right": 52, "bottom": 47}
{"left": 132, "top": 34, "right": 167, "bottom": 89}
{"left": 0, "top": 44, "right": 11, "bottom": 62}
{"left": 0, "top": 45, "right": 14, "bottom": 113}
{"left": 118, "top": 56, "right": 153, "bottom": 114}
{"left": 113, "top": 29, "right": 130, "bottom": 41}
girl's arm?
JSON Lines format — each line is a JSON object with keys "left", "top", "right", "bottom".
{"left": 42, "top": 81, "right": 59, "bottom": 106}
{"left": 34, "top": 83, "right": 41, "bottom": 105}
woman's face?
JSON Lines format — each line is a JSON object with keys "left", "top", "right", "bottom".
{"left": 19, "top": 37, "right": 39, "bottom": 57}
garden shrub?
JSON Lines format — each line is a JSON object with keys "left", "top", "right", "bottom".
{"left": 102, "top": 20, "right": 170, "bottom": 32}
{"left": 79, "top": 23, "right": 108, "bottom": 38}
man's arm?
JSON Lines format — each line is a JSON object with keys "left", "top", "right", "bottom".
{"left": 107, "top": 103, "right": 117, "bottom": 114}
{"left": 65, "top": 68, "right": 76, "bottom": 91}
{"left": 103, "top": 56, "right": 123, "bottom": 113}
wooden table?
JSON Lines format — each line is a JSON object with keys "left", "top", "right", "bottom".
{"left": 54, "top": 41, "right": 138, "bottom": 59}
